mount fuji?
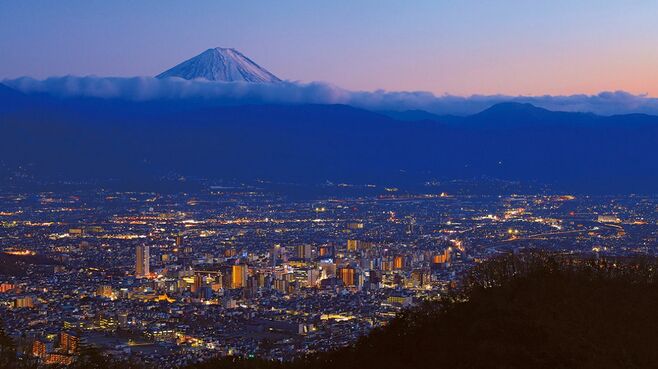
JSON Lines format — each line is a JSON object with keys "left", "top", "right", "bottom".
{"left": 156, "top": 47, "right": 281, "bottom": 83}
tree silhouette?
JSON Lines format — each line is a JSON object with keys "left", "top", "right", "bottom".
{"left": 0, "top": 316, "right": 17, "bottom": 368}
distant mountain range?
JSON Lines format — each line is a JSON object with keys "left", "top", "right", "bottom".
{"left": 156, "top": 47, "right": 281, "bottom": 83}
{"left": 0, "top": 82, "right": 656, "bottom": 193}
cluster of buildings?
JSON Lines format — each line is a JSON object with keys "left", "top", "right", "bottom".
{"left": 0, "top": 184, "right": 656, "bottom": 366}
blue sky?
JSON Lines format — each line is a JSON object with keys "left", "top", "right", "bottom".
{"left": 1, "top": 0, "right": 657, "bottom": 95}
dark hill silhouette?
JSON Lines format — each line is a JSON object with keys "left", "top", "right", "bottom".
{"left": 473, "top": 101, "right": 551, "bottom": 117}
{"left": 378, "top": 109, "right": 459, "bottom": 122}
{"left": 0, "top": 83, "right": 21, "bottom": 97}
{"left": 466, "top": 102, "right": 599, "bottom": 128}
{"left": 0, "top": 94, "right": 657, "bottom": 192}
{"left": 0, "top": 83, "right": 28, "bottom": 112}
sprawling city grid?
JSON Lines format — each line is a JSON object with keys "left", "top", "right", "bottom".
{"left": 1, "top": 182, "right": 656, "bottom": 367}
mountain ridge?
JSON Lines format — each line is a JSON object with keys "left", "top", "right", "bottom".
{"left": 156, "top": 47, "right": 281, "bottom": 83}
{"left": 1, "top": 91, "right": 657, "bottom": 193}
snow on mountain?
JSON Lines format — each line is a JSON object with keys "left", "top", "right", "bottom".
{"left": 156, "top": 47, "right": 281, "bottom": 83}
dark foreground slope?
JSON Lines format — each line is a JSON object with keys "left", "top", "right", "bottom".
{"left": 190, "top": 253, "right": 658, "bottom": 369}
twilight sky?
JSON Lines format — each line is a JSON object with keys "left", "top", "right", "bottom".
{"left": 1, "top": 0, "right": 658, "bottom": 96}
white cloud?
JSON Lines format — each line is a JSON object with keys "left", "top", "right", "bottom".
{"left": 4, "top": 76, "right": 658, "bottom": 116}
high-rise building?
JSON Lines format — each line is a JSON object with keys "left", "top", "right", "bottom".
{"left": 318, "top": 245, "right": 334, "bottom": 258}
{"left": 96, "top": 285, "right": 113, "bottom": 299}
{"left": 296, "top": 245, "right": 312, "bottom": 260}
{"left": 405, "top": 216, "right": 417, "bottom": 234}
{"left": 432, "top": 248, "right": 452, "bottom": 265}
{"left": 273, "top": 278, "right": 288, "bottom": 293}
{"left": 32, "top": 339, "right": 47, "bottom": 359}
{"left": 410, "top": 269, "right": 431, "bottom": 288}
{"left": 319, "top": 261, "right": 337, "bottom": 279}
{"left": 231, "top": 264, "right": 248, "bottom": 289}
{"left": 369, "top": 270, "right": 382, "bottom": 288}
{"left": 135, "top": 245, "right": 150, "bottom": 277}
{"left": 13, "top": 296, "right": 34, "bottom": 308}
{"left": 307, "top": 269, "right": 320, "bottom": 287}
{"left": 347, "top": 239, "right": 358, "bottom": 251}
{"left": 393, "top": 255, "right": 404, "bottom": 270}
{"left": 59, "top": 331, "right": 79, "bottom": 354}
{"left": 338, "top": 267, "right": 356, "bottom": 286}
{"left": 98, "top": 314, "right": 117, "bottom": 330}
{"left": 270, "top": 244, "right": 282, "bottom": 267}
{"left": 191, "top": 274, "right": 203, "bottom": 294}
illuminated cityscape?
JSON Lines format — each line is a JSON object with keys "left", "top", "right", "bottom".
{"left": 2, "top": 2, "right": 658, "bottom": 368}
{"left": 1, "top": 182, "right": 656, "bottom": 366}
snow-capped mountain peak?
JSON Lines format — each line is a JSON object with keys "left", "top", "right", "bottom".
{"left": 156, "top": 47, "right": 281, "bottom": 83}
